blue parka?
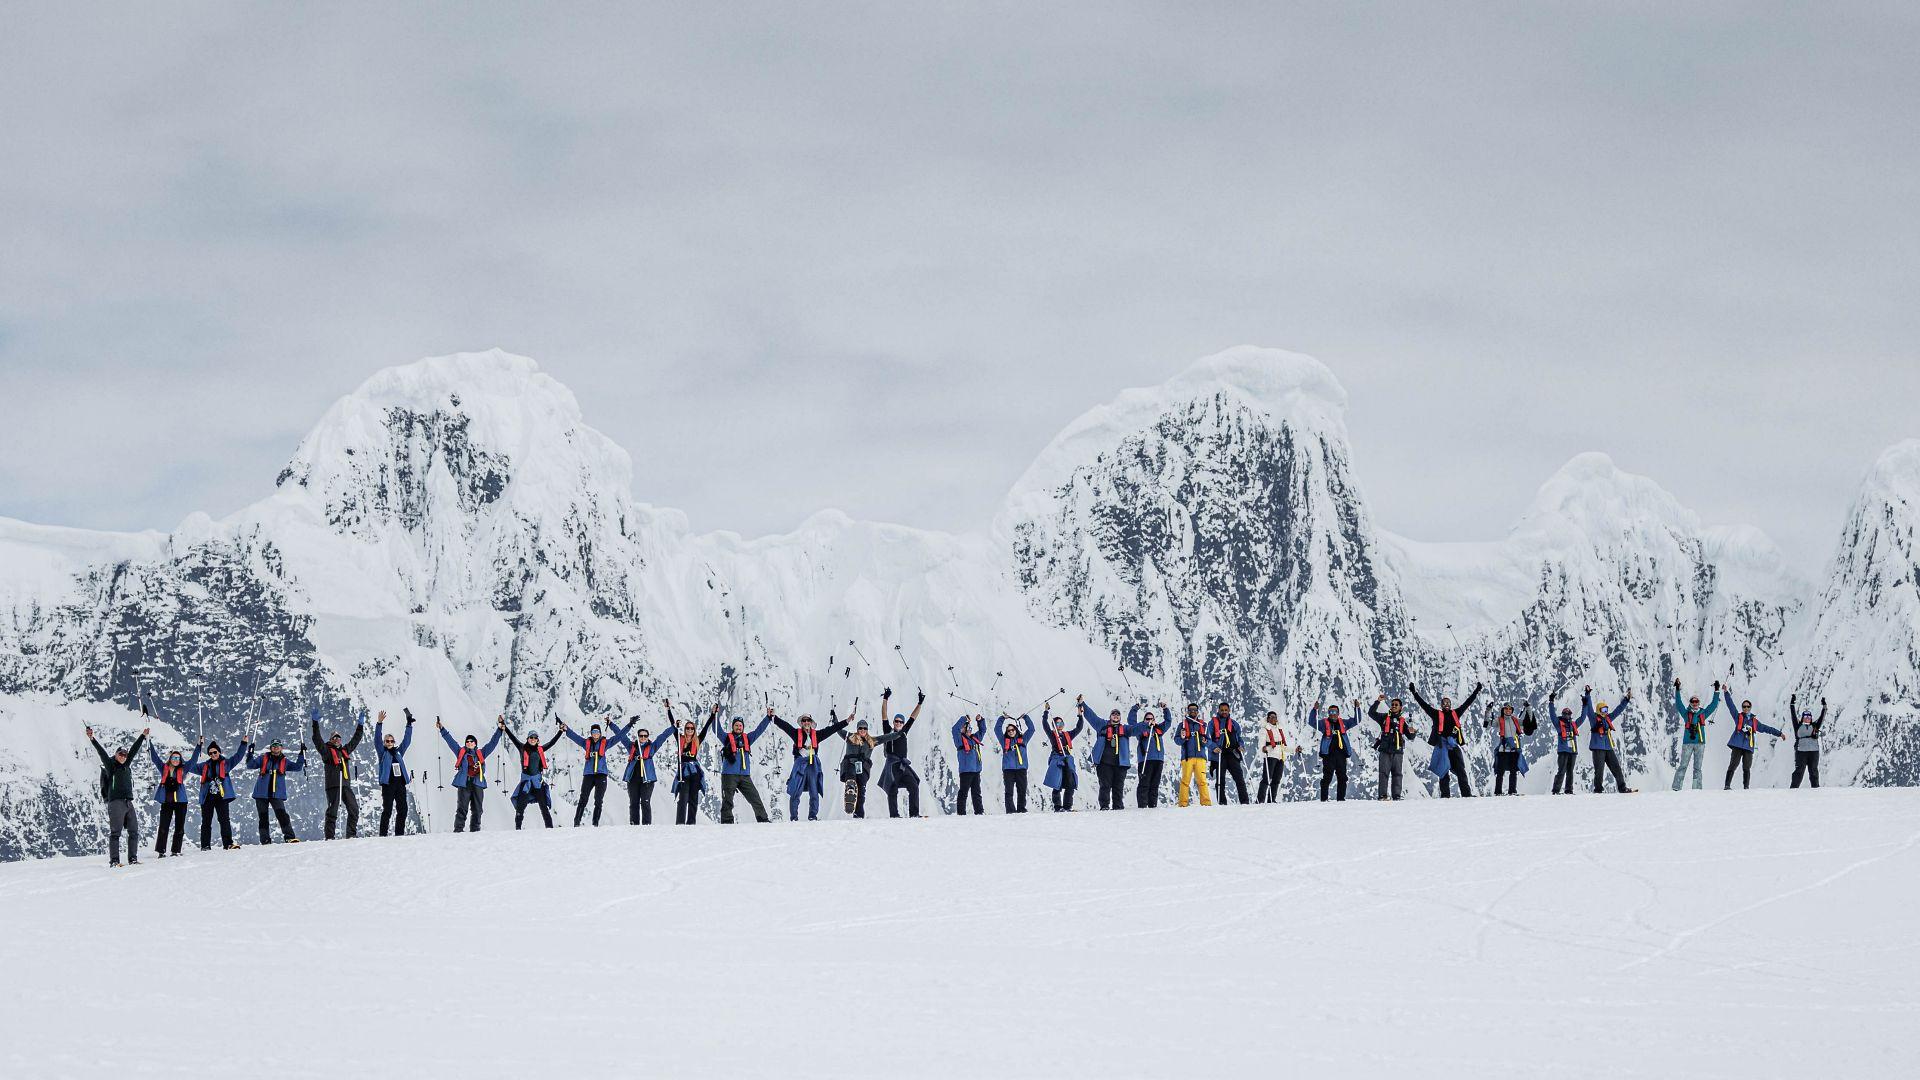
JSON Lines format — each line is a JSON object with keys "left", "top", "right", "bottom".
{"left": 1135, "top": 709, "right": 1173, "bottom": 763}
{"left": 1041, "top": 713, "right": 1084, "bottom": 789}
{"left": 193, "top": 743, "right": 246, "bottom": 804}
{"left": 952, "top": 716, "right": 988, "bottom": 773}
{"left": 506, "top": 728, "right": 563, "bottom": 798}
{"left": 1582, "top": 692, "right": 1632, "bottom": 752}
{"left": 1173, "top": 716, "right": 1217, "bottom": 759}
{"left": 670, "top": 715, "right": 716, "bottom": 794}
{"left": 1725, "top": 705, "right": 1782, "bottom": 751}
{"left": 1081, "top": 702, "right": 1143, "bottom": 768}
{"left": 620, "top": 725, "right": 677, "bottom": 785}
{"left": 996, "top": 716, "right": 1035, "bottom": 771}
{"left": 148, "top": 744, "right": 202, "bottom": 805}
{"left": 373, "top": 717, "right": 414, "bottom": 785}
{"left": 774, "top": 714, "right": 849, "bottom": 796}
{"left": 566, "top": 720, "right": 632, "bottom": 777}
{"left": 1308, "top": 705, "right": 1361, "bottom": 758}
{"left": 441, "top": 727, "right": 504, "bottom": 789}
{"left": 246, "top": 747, "right": 306, "bottom": 801}
{"left": 1547, "top": 707, "right": 1583, "bottom": 754}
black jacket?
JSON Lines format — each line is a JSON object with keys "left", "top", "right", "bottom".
{"left": 92, "top": 733, "right": 146, "bottom": 802}
{"left": 311, "top": 720, "right": 364, "bottom": 790}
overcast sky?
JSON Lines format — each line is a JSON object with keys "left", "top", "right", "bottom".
{"left": 2, "top": 2, "right": 1914, "bottom": 574}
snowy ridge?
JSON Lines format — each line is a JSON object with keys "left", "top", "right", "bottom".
{"left": 1, "top": 346, "right": 1916, "bottom": 858}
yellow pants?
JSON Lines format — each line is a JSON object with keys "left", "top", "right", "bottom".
{"left": 1178, "top": 759, "right": 1213, "bottom": 806}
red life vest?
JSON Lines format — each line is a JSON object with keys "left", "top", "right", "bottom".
{"left": 326, "top": 745, "right": 349, "bottom": 770}
{"left": 457, "top": 745, "right": 486, "bottom": 777}
{"left": 1264, "top": 725, "right": 1286, "bottom": 750}
{"left": 161, "top": 761, "right": 187, "bottom": 790}
{"left": 1497, "top": 712, "right": 1519, "bottom": 738}
{"left": 797, "top": 727, "right": 819, "bottom": 755}
{"left": 583, "top": 736, "right": 607, "bottom": 770}
{"left": 1180, "top": 719, "right": 1206, "bottom": 745}
{"left": 260, "top": 754, "right": 289, "bottom": 797}
{"left": 1557, "top": 717, "right": 1579, "bottom": 743}
{"left": 1683, "top": 709, "right": 1708, "bottom": 739}
{"left": 636, "top": 740, "right": 655, "bottom": 761}
{"left": 728, "top": 732, "right": 751, "bottom": 759}
{"left": 1735, "top": 712, "right": 1757, "bottom": 734}
{"left": 1380, "top": 712, "right": 1410, "bottom": 745}
{"left": 1435, "top": 709, "right": 1462, "bottom": 739}
{"left": 1049, "top": 726, "right": 1073, "bottom": 753}
{"left": 521, "top": 744, "right": 547, "bottom": 773}
{"left": 1103, "top": 723, "right": 1127, "bottom": 753}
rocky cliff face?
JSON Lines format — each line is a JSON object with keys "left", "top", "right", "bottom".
{"left": 1, "top": 347, "right": 1912, "bottom": 856}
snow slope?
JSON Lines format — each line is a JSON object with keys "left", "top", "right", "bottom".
{"left": 2, "top": 790, "right": 1915, "bottom": 1078}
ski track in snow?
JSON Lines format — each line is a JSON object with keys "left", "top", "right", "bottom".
{"left": 2, "top": 789, "right": 1917, "bottom": 1079}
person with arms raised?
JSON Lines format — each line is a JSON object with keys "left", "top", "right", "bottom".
{"left": 619, "top": 704, "right": 678, "bottom": 825}
{"left": 437, "top": 717, "right": 503, "bottom": 832}
{"left": 1788, "top": 693, "right": 1826, "bottom": 789}
{"left": 248, "top": 738, "right": 307, "bottom": 844}
{"left": 1134, "top": 704, "right": 1173, "bottom": 807}
{"left": 1410, "top": 681, "right": 1482, "bottom": 798}
{"left": 1670, "top": 679, "right": 1720, "bottom": 791}
{"left": 875, "top": 689, "right": 928, "bottom": 818}
{"left": 502, "top": 720, "right": 564, "bottom": 829}
{"left": 87, "top": 723, "right": 149, "bottom": 867}
{"left": 775, "top": 706, "right": 850, "bottom": 821}
{"left": 1308, "top": 701, "right": 1363, "bottom": 802}
{"left": 670, "top": 704, "right": 717, "bottom": 825}
{"left": 716, "top": 709, "right": 775, "bottom": 823}
{"left": 1484, "top": 702, "right": 1533, "bottom": 796}
{"left": 996, "top": 711, "right": 1036, "bottom": 813}
{"left": 1038, "top": 701, "right": 1084, "bottom": 812}
{"left": 309, "top": 706, "right": 364, "bottom": 841}
{"left": 840, "top": 718, "right": 877, "bottom": 819}
{"left": 562, "top": 715, "right": 634, "bottom": 827}
{"left": 1079, "top": 695, "right": 1143, "bottom": 811}
{"left": 1583, "top": 687, "right": 1634, "bottom": 794}
{"left": 373, "top": 709, "right": 416, "bottom": 835}
{"left": 192, "top": 735, "right": 246, "bottom": 849}
{"left": 146, "top": 737, "right": 200, "bottom": 859}
{"left": 950, "top": 711, "right": 988, "bottom": 816}
{"left": 1546, "top": 692, "right": 1582, "bottom": 795}
{"left": 1721, "top": 689, "right": 1782, "bottom": 790}
{"left": 1367, "top": 694, "right": 1419, "bottom": 801}
{"left": 1210, "top": 702, "right": 1250, "bottom": 806}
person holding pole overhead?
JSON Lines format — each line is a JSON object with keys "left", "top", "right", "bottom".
{"left": 247, "top": 738, "right": 306, "bottom": 844}
{"left": 996, "top": 711, "right": 1035, "bottom": 813}
{"left": 144, "top": 710, "right": 200, "bottom": 858}
{"left": 774, "top": 706, "right": 850, "bottom": 821}
{"left": 875, "top": 689, "right": 927, "bottom": 818}
{"left": 618, "top": 706, "right": 677, "bottom": 825}
{"left": 1039, "top": 702, "right": 1084, "bottom": 812}
{"left": 950, "top": 712, "right": 988, "bottom": 816}
{"left": 437, "top": 717, "right": 503, "bottom": 832}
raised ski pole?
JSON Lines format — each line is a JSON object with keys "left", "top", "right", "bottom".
{"left": 946, "top": 665, "right": 960, "bottom": 689}
{"left": 988, "top": 671, "right": 1004, "bottom": 696}
{"left": 1118, "top": 663, "right": 1136, "bottom": 696}
{"left": 895, "top": 644, "right": 912, "bottom": 677}
{"left": 849, "top": 641, "right": 872, "bottom": 667}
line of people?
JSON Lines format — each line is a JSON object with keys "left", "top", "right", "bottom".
{"left": 81, "top": 678, "right": 1821, "bottom": 865}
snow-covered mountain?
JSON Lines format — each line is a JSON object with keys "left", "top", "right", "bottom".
{"left": 1, "top": 346, "right": 1913, "bottom": 858}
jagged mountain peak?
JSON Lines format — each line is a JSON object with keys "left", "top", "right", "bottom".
{"left": 1856, "top": 438, "right": 1920, "bottom": 505}
{"left": 1518, "top": 452, "right": 1702, "bottom": 537}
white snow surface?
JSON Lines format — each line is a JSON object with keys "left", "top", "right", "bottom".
{"left": 2, "top": 789, "right": 1915, "bottom": 1078}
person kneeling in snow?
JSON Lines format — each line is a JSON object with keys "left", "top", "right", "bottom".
{"left": 502, "top": 720, "right": 563, "bottom": 829}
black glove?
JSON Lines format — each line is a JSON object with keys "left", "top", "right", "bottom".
{"left": 403, "top": 707, "right": 415, "bottom": 725}
{"left": 916, "top": 691, "right": 925, "bottom": 705}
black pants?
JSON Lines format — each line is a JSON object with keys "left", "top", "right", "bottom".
{"left": 1791, "top": 750, "right": 1820, "bottom": 788}
{"left": 1378, "top": 750, "right": 1405, "bottom": 800}
{"left": 956, "top": 772, "right": 984, "bottom": 815}
{"left": 106, "top": 798, "right": 139, "bottom": 864}
{"left": 720, "top": 774, "right": 769, "bottom": 823}
{"left": 629, "top": 779, "right": 655, "bottom": 824}
{"left": 1319, "top": 754, "right": 1349, "bottom": 801}
{"left": 514, "top": 786, "right": 554, "bottom": 829}
{"left": 574, "top": 774, "right": 608, "bottom": 826}
{"left": 200, "top": 799, "right": 234, "bottom": 849}
{"left": 1096, "top": 762, "right": 1127, "bottom": 809}
{"left": 1136, "top": 759, "right": 1163, "bottom": 807}
{"left": 1049, "top": 767, "right": 1075, "bottom": 811}
{"left": 255, "top": 798, "right": 296, "bottom": 843}
{"left": 1493, "top": 750, "right": 1520, "bottom": 795}
{"left": 885, "top": 776, "right": 921, "bottom": 818}
{"left": 453, "top": 786, "right": 485, "bottom": 832}
{"left": 380, "top": 779, "right": 409, "bottom": 835}
{"left": 155, "top": 802, "right": 188, "bottom": 855}
{"left": 323, "top": 783, "right": 359, "bottom": 840}
{"left": 1552, "top": 751, "right": 1578, "bottom": 794}
{"left": 1215, "top": 752, "right": 1249, "bottom": 805}
{"left": 1258, "top": 757, "right": 1285, "bottom": 803}
{"left": 1591, "top": 749, "right": 1629, "bottom": 792}
{"left": 1725, "top": 747, "right": 1754, "bottom": 789}
{"left": 676, "top": 780, "right": 701, "bottom": 824}
{"left": 1003, "top": 769, "right": 1027, "bottom": 814}
{"left": 847, "top": 777, "right": 869, "bottom": 819}
{"left": 1437, "top": 746, "right": 1473, "bottom": 797}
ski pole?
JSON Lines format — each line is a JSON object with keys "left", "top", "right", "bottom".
{"left": 849, "top": 641, "right": 872, "bottom": 667}
{"left": 895, "top": 644, "right": 912, "bottom": 675}
{"left": 950, "top": 691, "right": 982, "bottom": 709}
{"left": 946, "top": 665, "right": 960, "bottom": 689}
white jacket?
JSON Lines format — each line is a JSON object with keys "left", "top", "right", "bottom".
{"left": 1259, "top": 721, "right": 1289, "bottom": 761}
